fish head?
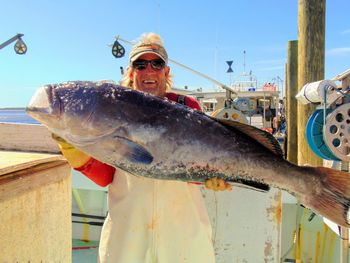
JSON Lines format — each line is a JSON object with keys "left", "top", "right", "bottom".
{"left": 26, "top": 81, "right": 98, "bottom": 136}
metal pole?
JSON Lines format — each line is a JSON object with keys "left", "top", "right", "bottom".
{"left": 339, "top": 159, "right": 349, "bottom": 263}
{"left": 169, "top": 59, "right": 238, "bottom": 95}
{"left": 340, "top": 227, "right": 349, "bottom": 263}
{"left": 263, "top": 92, "right": 266, "bottom": 128}
{"left": 0, "top": 34, "right": 24, "bottom": 50}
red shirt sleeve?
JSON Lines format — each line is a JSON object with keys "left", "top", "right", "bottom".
{"left": 184, "top": 96, "right": 202, "bottom": 111}
{"left": 164, "top": 92, "right": 178, "bottom": 102}
{"left": 75, "top": 158, "right": 115, "bottom": 187}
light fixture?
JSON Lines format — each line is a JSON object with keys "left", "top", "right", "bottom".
{"left": 112, "top": 39, "right": 125, "bottom": 58}
{"left": 14, "top": 37, "right": 27, "bottom": 55}
{"left": 0, "top": 33, "right": 27, "bottom": 55}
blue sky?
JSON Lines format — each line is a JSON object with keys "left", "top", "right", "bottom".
{"left": 1, "top": 0, "right": 349, "bottom": 107}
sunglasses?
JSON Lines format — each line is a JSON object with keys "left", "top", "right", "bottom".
{"left": 132, "top": 59, "right": 166, "bottom": 71}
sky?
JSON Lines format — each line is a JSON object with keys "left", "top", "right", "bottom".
{"left": 0, "top": 0, "right": 349, "bottom": 107}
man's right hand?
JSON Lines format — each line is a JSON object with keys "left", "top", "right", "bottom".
{"left": 52, "top": 134, "right": 91, "bottom": 168}
{"left": 205, "top": 177, "right": 232, "bottom": 191}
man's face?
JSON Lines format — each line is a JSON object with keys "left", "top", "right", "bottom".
{"left": 130, "top": 53, "right": 170, "bottom": 97}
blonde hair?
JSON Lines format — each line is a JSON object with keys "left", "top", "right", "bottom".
{"left": 120, "top": 33, "right": 173, "bottom": 91}
{"left": 137, "top": 33, "right": 164, "bottom": 46}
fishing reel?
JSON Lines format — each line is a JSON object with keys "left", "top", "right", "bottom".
{"left": 297, "top": 80, "right": 350, "bottom": 161}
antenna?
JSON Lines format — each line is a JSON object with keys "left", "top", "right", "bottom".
{"left": 276, "top": 75, "right": 284, "bottom": 98}
{"left": 156, "top": 0, "right": 160, "bottom": 33}
{"left": 243, "top": 50, "right": 246, "bottom": 74}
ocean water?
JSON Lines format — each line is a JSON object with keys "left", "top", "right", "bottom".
{"left": 0, "top": 109, "right": 39, "bottom": 124}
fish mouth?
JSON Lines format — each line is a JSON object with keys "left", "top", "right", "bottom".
{"left": 26, "top": 85, "right": 61, "bottom": 122}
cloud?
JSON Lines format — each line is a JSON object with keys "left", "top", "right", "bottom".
{"left": 257, "top": 45, "right": 286, "bottom": 53}
{"left": 327, "top": 47, "right": 350, "bottom": 56}
{"left": 341, "top": 29, "right": 350, "bottom": 35}
{"left": 0, "top": 84, "right": 38, "bottom": 91}
{"left": 252, "top": 58, "right": 285, "bottom": 71}
{"left": 258, "top": 66, "right": 285, "bottom": 71}
{"left": 254, "top": 59, "right": 285, "bottom": 65}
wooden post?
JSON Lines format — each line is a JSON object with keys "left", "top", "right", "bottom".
{"left": 297, "top": 0, "right": 325, "bottom": 166}
{"left": 286, "top": 40, "right": 298, "bottom": 164}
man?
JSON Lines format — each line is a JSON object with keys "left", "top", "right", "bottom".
{"left": 56, "top": 33, "right": 229, "bottom": 262}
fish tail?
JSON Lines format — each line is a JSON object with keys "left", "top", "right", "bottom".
{"left": 306, "top": 167, "right": 350, "bottom": 227}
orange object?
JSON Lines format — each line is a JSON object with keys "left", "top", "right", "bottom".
{"left": 262, "top": 127, "right": 273, "bottom": 133}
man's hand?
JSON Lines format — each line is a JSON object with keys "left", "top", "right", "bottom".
{"left": 205, "top": 177, "right": 232, "bottom": 191}
{"left": 52, "top": 134, "right": 91, "bottom": 168}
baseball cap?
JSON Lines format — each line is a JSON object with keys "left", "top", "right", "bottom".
{"left": 129, "top": 33, "right": 168, "bottom": 64}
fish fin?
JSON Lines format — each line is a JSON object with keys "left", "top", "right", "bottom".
{"left": 104, "top": 136, "right": 153, "bottom": 164}
{"left": 217, "top": 119, "right": 283, "bottom": 157}
{"left": 228, "top": 178, "right": 270, "bottom": 193}
{"left": 112, "top": 136, "right": 154, "bottom": 164}
{"left": 65, "top": 130, "right": 153, "bottom": 164}
{"left": 304, "top": 167, "right": 350, "bottom": 227}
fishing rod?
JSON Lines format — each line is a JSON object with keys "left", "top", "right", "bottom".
{"left": 72, "top": 212, "right": 105, "bottom": 226}
{"left": 72, "top": 221, "right": 104, "bottom": 226}
{"left": 112, "top": 35, "right": 238, "bottom": 99}
{"left": 72, "top": 212, "right": 106, "bottom": 220}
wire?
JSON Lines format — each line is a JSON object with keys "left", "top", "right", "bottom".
{"left": 72, "top": 220, "right": 104, "bottom": 226}
{"left": 72, "top": 212, "right": 106, "bottom": 220}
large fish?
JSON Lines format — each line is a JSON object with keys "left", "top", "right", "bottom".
{"left": 27, "top": 81, "right": 350, "bottom": 227}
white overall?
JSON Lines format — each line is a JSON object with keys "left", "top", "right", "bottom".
{"left": 98, "top": 169, "right": 216, "bottom": 263}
